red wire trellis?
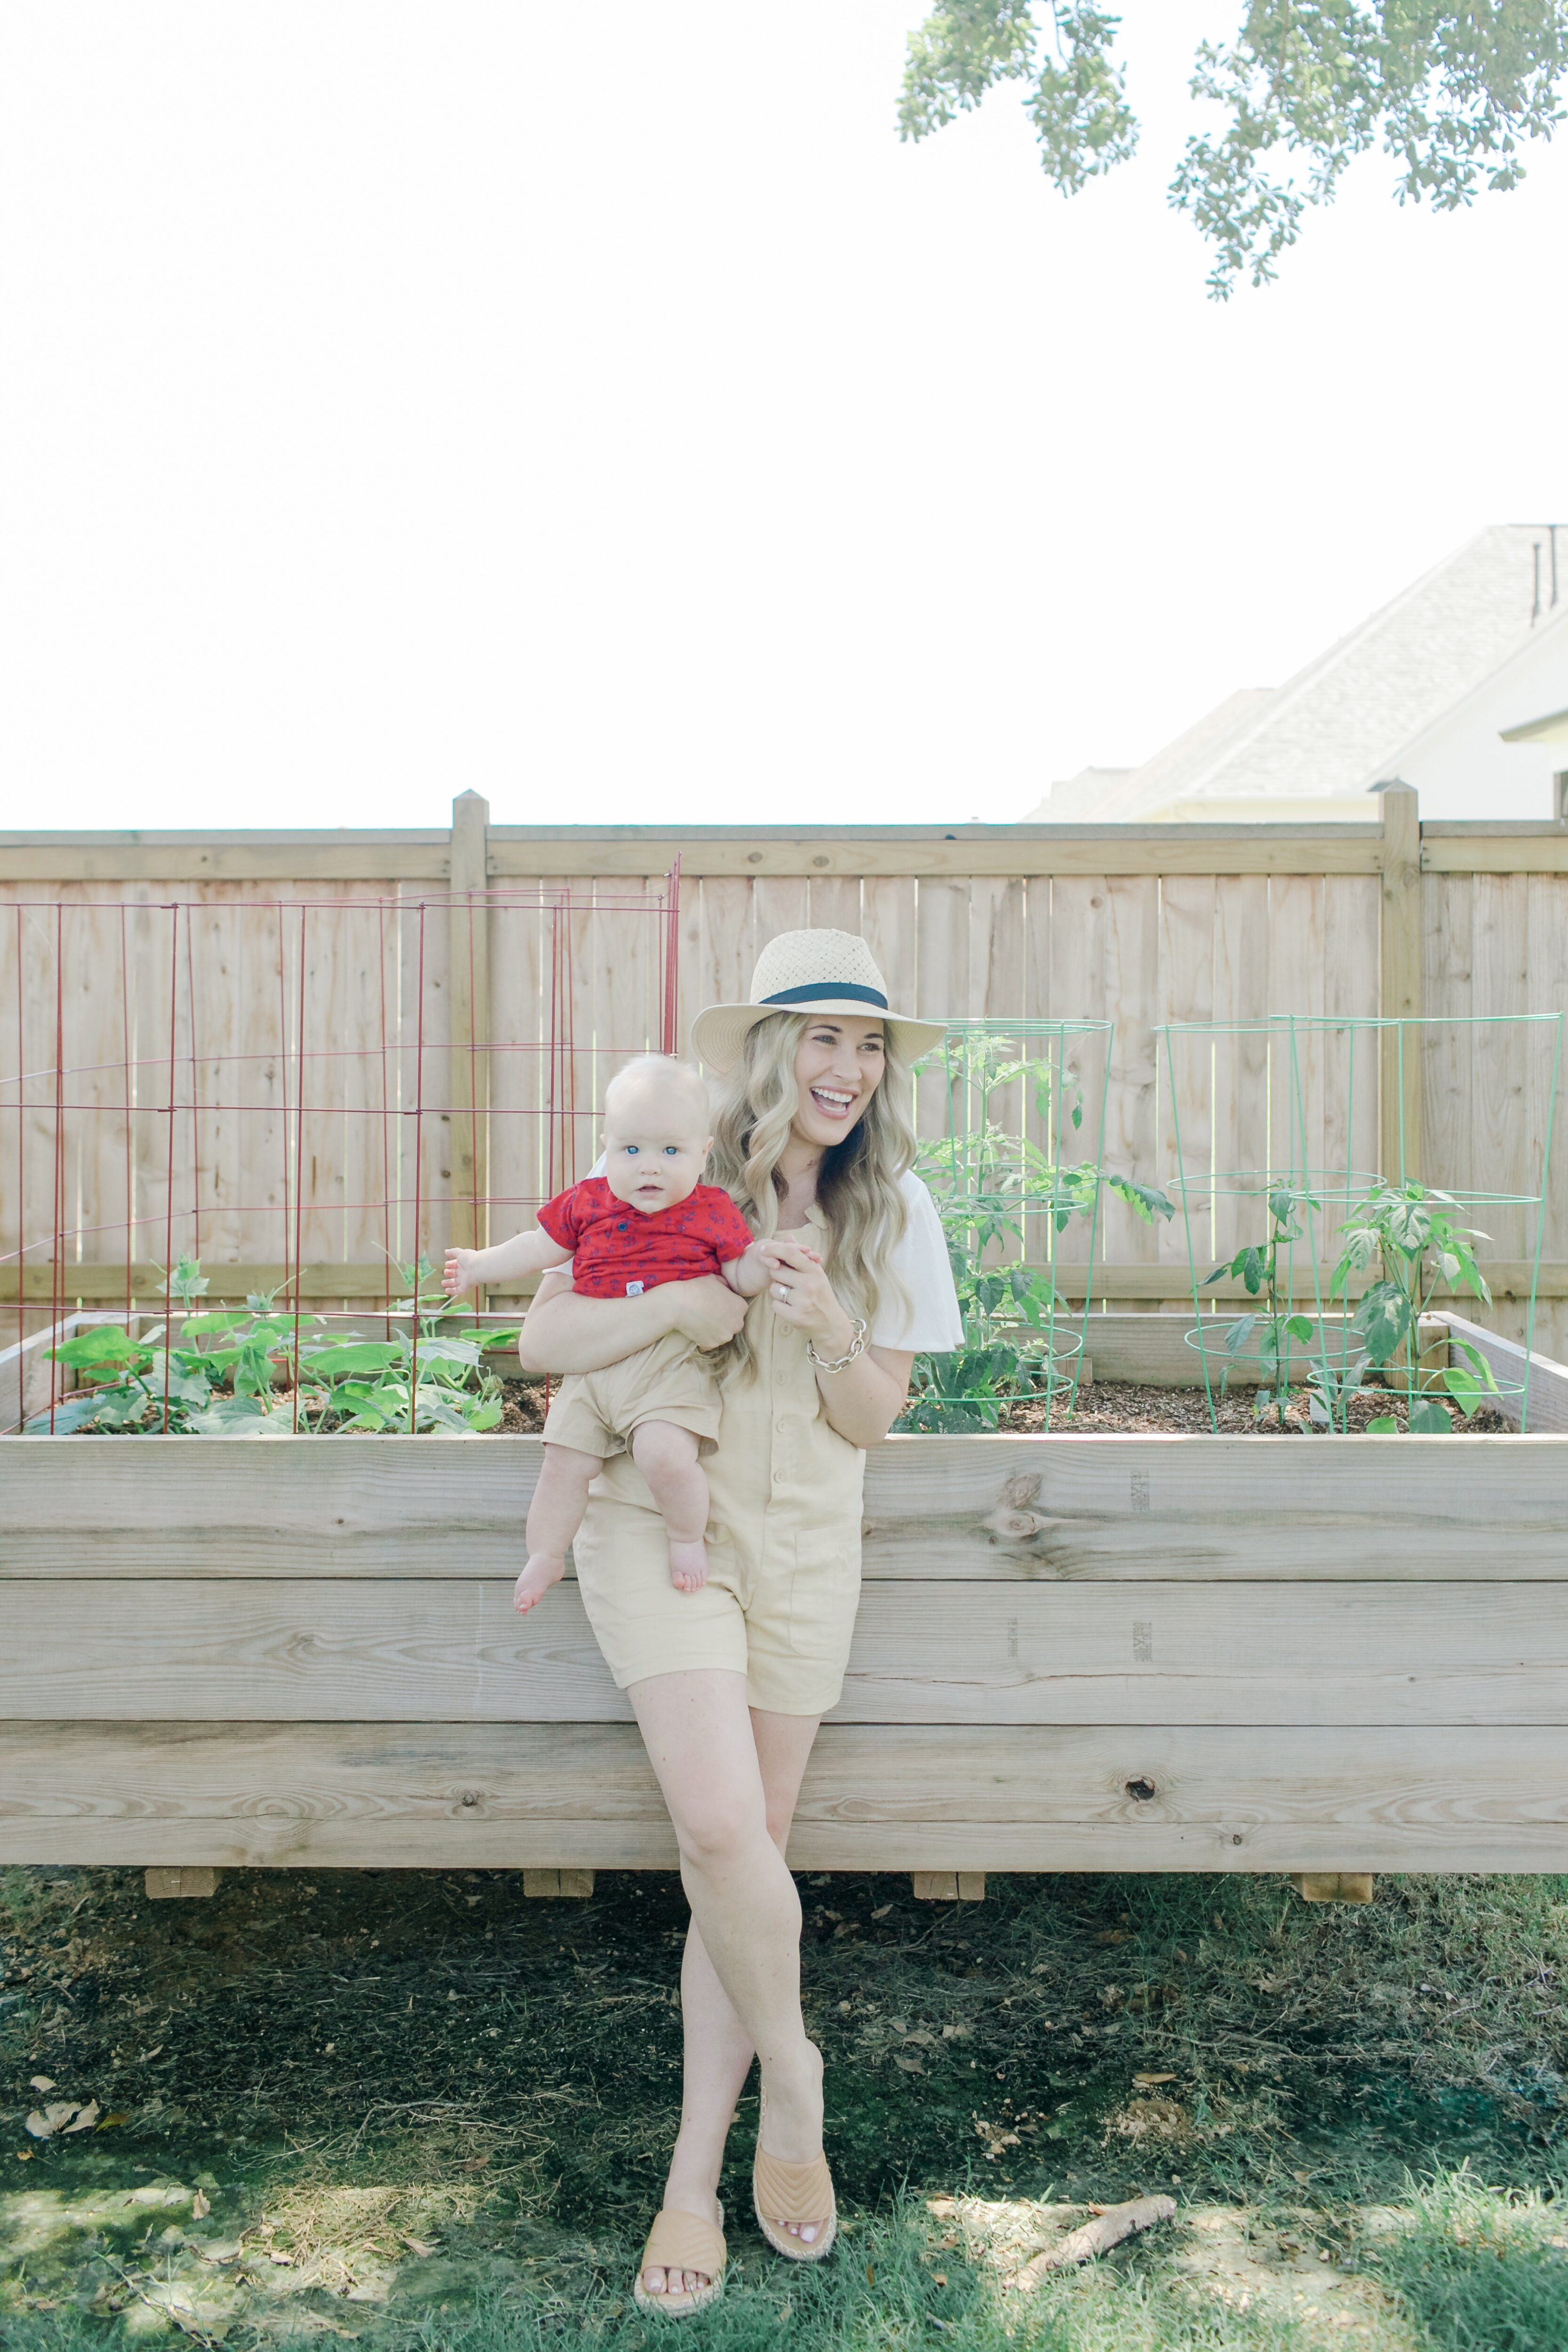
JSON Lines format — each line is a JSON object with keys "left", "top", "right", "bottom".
{"left": 1, "top": 869, "right": 682, "bottom": 1431}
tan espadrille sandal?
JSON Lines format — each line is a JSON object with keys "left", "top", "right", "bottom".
{"left": 630, "top": 2207, "right": 727, "bottom": 2318}
{"left": 753, "top": 2090, "right": 837, "bottom": 2263}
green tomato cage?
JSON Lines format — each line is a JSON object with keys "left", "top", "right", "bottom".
{"left": 899, "top": 1018, "right": 1172, "bottom": 1432}
{"left": 1156, "top": 1013, "right": 1565, "bottom": 1434}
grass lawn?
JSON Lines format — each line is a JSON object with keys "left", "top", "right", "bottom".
{"left": 5, "top": 1862, "right": 1568, "bottom": 2349}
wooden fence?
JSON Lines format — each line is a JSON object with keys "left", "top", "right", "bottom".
{"left": 5, "top": 785, "right": 1568, "bottom": 1354}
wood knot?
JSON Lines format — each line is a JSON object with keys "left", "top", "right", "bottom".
{"left": 981, "top": 1469, "right": 1057, "bottom": 1548}
{"left": 1125, "top": 1778, "right": 1158, "bottom": 1803}
{"left": 460, "top": 1791, "right": 480, "bottom": 1808}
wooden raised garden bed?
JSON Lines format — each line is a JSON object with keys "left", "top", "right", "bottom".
{"left": 5, "top": 1314, "right": 1568, "bottom": 1906}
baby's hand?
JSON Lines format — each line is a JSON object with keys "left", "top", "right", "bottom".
{"left": 442, "top": 1247, "right": 482, "bottom": 1297}
{"left": 758, "top": 1238, "right": 823, "bottom": 1271}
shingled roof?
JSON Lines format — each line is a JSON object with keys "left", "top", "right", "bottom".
{"left": 1032, "top": 524, "right": 1568, "bottom": 822}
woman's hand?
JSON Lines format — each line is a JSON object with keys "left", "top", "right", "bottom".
{"left": 757, "top": 1239, "right": 911, "bottom": 1445}
{"left": 758, "top": 1238, "right": 855, "bottom": 1356}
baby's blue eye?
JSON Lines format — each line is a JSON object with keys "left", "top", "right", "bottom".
{"left": 625, "top": 1144, "right": 638, "bottom": 1156}
{"left": 664, "top": 1145, "right": 678, "bottom": 1156}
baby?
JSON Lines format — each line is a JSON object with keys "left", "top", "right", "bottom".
{"left": 442, "top": 1057, "right": 769, "bottom": 1615}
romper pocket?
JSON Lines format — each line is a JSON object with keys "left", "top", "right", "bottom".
{"left": 788, "top": 1524, "right": 862, "bottom": 1658}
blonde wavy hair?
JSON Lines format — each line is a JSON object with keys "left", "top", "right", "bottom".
{"left": 708, "top": 1010, "right": 914, "bottom": 1358}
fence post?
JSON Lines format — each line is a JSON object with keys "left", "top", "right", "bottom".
{"left": 448, "top": 791, "right": 492, "bottom": 1252}
{"left": 1378, "top": 782, "right": 1422, "bottom": 1182}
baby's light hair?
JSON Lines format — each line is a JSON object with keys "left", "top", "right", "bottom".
{"left": 603, "top": 1055, "right": 712, "bottom": 1132}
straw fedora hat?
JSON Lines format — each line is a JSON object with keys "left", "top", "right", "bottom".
{"left": 689, "top": 929, "right": 948, "bottom": 1075}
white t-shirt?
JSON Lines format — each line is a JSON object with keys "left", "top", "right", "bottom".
{"left": 582, "top": 1158, "right": 963, "bottom": 1355}
{"left": 870, "top": 1171, "right": 964, "bottom": 1354}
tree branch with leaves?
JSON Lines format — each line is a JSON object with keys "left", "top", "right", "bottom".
{"left": 899, "top": 2, "right": 1568, "bottom": 295}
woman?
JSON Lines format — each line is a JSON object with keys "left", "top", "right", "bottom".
{"left": 518, "top": 930, "right": 962, "bottom": 2316}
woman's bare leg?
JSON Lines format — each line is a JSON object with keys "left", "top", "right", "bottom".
{"left": 661, "top": 1709, "right": 822, "bottom": 2231}
{"left": 630, "top": 1674, "right": 823, "bottom": 2301}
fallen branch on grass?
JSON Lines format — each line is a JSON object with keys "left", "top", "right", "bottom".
{"left": 1007, "top": 2194, "right": 1177, "bottom": 2285}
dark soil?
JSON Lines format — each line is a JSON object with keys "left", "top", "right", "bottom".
{"left": 495, "top": 1378, "right": 1516, "bottom": 1439}
{"left": 496, "top": 1380, "right": 549, "bottom": 1434}
{"left": 996, "top": 1381, "right": 1513, "bottom": 1437}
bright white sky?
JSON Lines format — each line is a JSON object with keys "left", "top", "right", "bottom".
{"left": 2, "top": 2, "right": 1566, "bottom": 832}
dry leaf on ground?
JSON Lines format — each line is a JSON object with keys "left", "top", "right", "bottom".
{"left": 24, "top": 2102, "right": 82, "bottom": 2139}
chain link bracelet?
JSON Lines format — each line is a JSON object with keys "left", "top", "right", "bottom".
{"left": 807, "top": 1316, "right": 868, "bottom": 1374}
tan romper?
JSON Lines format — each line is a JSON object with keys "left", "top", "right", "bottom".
{"left": 569, "top": 1211, "right": 865, "bottom": 1716}
{"left": 541, "top": 1331, "right": 723, "bottom": 1461}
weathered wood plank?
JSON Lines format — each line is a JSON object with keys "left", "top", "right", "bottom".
{"left": 1378, "top": 786, "right": 1424, "bottom": 1181}
{"left": 1524, "top": 878, "right": 1568, "bottom": 1291}
{"left": 687, "top": 880, "right": 754, "bottom": 1067}
{"left": 4, "top": 1577, "right": 1567, "bottom": 1724}
{"left": 1421, "top": 876, "right": 1475, "bottom": 1228}
{"left": 14, "top": 818, "right": 1568, "bottom": 890}
{"left": 486, "top": 890, "right": 551, "bottom": 1244}
{"left": 1067, "top": 879, "right": 1162, "bottom": 1278}
{"left": 446, "top": 795, "right": 492, "bottom": 1254}
{"left": 1080, "top": 1312, "right": 1353, "bottom": 1387}
{"left": 1322, "top": 875, "right": 1382, "bottom": 1192}
{"left": 0, "top": 841, "right": 451, "bottom": 882}
{"left": 1440, "top": 1313, "right": 1568, "bottom": 1434}
{"left": 8, "top": 1721, "right": 1568, "bottom": 1872}
{"left": 859, "top": 877, "right": 918, "bottom": 1025}
{"left": 489, "top": 831, "right": 1391, "bottom": 879}
{"left": 1156, "top": 876, "right": 1215, "bottom": 1283}
{"left": 859, "top": 1435, "right": 1568, "bottom": 1581}
{"left": 1212, "top": 877, "right": 1269, "bottom": 1268}
{"left": 0, "top": 825, "right": 1425, "bottom": 888}
{"left": 1264, "top": 881, "right": 1324, "bottom": 1192}
{"left": 751, "top": 876, "right": 812, "bottom": 960}
{"left": 1423, "top": 831, "right": 1568, "bottom": 874}
{"left": 7, "top": 1429, "right": 1568, "bottom": 1581}
{"left": 1470, "top": 874, "right": 1531, "bottom": 1264}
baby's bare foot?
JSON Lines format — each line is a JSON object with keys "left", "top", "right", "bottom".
{"left": 513, "top": 1556, "right": 565, "bottom": 1614}
{"left": 667, "top": 1537, "right": 708, "bottom": 1594}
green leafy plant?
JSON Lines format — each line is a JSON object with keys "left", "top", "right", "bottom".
{"left": 898, "top": 3, "right": 1568, "bottom": 298}
{"left": 898, "top": 1030, "right": 1172, "bottom": 1430}
{"left": 31, "top": 1255, "right": 521, "bottom": 1437}
{"left": 1201, "top": 1185, "right": 1316, "bottom": 1424}
{"left": 1330, "top": 1180, "right": 1498, "bottom": 1433}
{"left": 1189, "top": 1176, "right": 1504, "bottom": 1433}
